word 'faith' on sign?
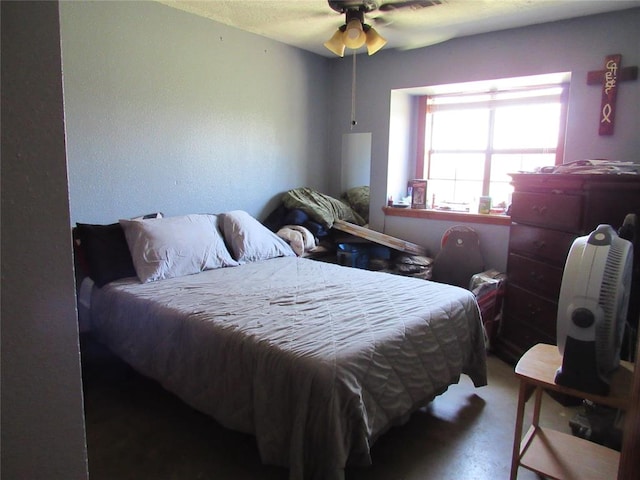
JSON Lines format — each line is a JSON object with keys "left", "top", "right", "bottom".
{"left": 586, "top": 54, "right": 638, "bottom": 136}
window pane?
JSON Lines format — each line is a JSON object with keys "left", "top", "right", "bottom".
{"left": 487, "top": 181, "right": 513, "bottom": 211}
{"left": 430, "top": 153, "right": 485, "bottom": 181}
{"left": 431, "top": 110, "right": 489, "bottom": 150}
{"left": 450, "top": 180, "right": 482, "bottom": 205}
{"left": 418, "top": 81, "right": 566, "bottom": 213}
{"left": 493, "top": 103, "right": 561, "bottom": 149}
{"left": 427, "top": 179, "right": 452, "bottom": 208}
{"left": 491, "top": 153, "right": 557, "bottom": 182}
{"left": 488, "top": 153, "right": 556, "bottom": 210}
{"left": 492, "top": 87, "right": 564, "bottom": 102}
{"left": 427, "top": 178, "right": 483, "bottom": 209}
{"left": 429, "top": 93, "right": 492, "bottom": 106}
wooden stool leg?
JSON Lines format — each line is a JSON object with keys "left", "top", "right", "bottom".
{"left": 531, "top": 387, "right": 543, "bottom": 428}
{"left": 510, "top": 380, "right": 529, "bottom": 480}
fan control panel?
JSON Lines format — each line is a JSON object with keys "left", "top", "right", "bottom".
{"left": 572, "top": 307, "right": 595, "bottom": 328}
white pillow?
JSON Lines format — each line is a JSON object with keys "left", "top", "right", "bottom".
{"left": 120, "top": 214, "right": 238, "bottom": 283}
{"left": 221, "top": 210, "right": 295, "bottom": 263}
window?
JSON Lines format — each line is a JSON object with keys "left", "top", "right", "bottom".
{"left": 416, "top": 81, "right": 569, "bottom": 213}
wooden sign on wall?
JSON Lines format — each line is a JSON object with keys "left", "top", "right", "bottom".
{"left": 587, "top": 54, "right": 638, "bottom": 136}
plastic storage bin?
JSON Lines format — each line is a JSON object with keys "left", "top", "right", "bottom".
{"left": 337, "top": 243, "right": 370, "bottom": 269}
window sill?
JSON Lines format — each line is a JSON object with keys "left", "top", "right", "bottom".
{"left": 382, "top": 206, "right": 511, "bottom": 226}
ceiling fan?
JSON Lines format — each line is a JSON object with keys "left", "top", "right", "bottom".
{"left": 323, "top": 0, "right": 443, "bottom": 56}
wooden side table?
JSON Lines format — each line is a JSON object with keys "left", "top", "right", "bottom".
{"left": 510, "top": 343, "right": 634, "bottom": 480}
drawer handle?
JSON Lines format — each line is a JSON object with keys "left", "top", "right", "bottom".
{"left": 532, "top": 240, "right": 546, "bottom": 250}
{"left": 531, "top": 205, "right": 548, "bottom": 215}
{"left": 529, "top": 271, "right": 544, "bottom": 282}
{"left": 527, "top": 304, "right": 541, "bottom": 317}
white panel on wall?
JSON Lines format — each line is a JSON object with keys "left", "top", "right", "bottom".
{"left": 341, "top": 132, "right": 371, "bottom": 191}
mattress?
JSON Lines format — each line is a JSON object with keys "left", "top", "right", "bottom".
{"left": 89, "top": 256, "right": 487, "bottom": 479}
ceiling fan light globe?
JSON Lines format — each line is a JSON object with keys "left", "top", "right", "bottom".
{"left": 343, "top": 19, "right": 366, "bottom": 49}
{"left": 365, "top": 27, "right": 387, "bottom": 55}
{"left": 324, "top": 29, "right": 346, "bottom": 57}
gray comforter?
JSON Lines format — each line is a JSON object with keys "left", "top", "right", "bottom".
{"left": 90, "top": 256, "right": 487, "bottom": 479}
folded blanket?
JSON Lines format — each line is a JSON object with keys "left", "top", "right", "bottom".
{"left": 282, "top": 187, "right": 365, "bottom": 228}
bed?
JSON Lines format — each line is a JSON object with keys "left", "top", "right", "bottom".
{"left": 77, "top": 210, "right": 487, "bottom": 480}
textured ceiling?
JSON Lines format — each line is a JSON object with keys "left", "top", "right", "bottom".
{"left": 157, "top": 0, "right": 640, "bottom": 57}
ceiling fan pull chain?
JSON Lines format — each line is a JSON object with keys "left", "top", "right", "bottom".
{"left": 351, "top": 50, "right": 357, "bottom": 129}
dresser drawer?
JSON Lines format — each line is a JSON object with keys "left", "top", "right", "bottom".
{"left": 506, "top": 253, "right": 564, "bottom": 300}
{"left": 499, "top": 314, "right": 555, "bottom": 356}
{"left": 509, "top": 224, "right": 576, "bottom": 266}
{"left": 510, "top": 192, "right": 583, "bottom": 232}
{"left": 503, "top": 283, "right": 557, "bottom": 338}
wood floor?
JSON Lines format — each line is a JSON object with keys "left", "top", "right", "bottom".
{"left": 81, "top": 334, "right": 579, "bottom": 480}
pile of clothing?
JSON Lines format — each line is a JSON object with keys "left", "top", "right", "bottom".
{"left": 264, "top": 186, "right": 369, "bottom": 256}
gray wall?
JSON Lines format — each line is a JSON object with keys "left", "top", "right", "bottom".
{"left": 60, "top": 1, "right": 330, "bottom": 224}
{"left": 60, "top": 3, "right": 640, "bottom": 269}
{"left": 1, "top": 2, "right": 88, "bottom": 479}
{"left": 326, "top": 8, "right": 640, "bottom": 271}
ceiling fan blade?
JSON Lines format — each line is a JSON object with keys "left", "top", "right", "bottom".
{"left": 379, "top": 0, "right": 443, "bottom": 12}
{"left": 328, "top": 0, "right": 379, "bottom": 14}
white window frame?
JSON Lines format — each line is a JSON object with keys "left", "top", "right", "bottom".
{"left": 414, "top": 75, "right": 570, "bottom": 211}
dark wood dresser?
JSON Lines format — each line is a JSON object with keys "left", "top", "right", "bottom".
{"left": 494, "top": 173, "right": 640, "bottom": 364}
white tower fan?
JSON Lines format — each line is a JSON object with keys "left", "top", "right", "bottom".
{"left": 555, "top": 224, "right": 634, "bottom": 395}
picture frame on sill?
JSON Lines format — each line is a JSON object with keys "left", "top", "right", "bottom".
{"left": 409, "top": 179, "right": 427, "bottom": 209}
